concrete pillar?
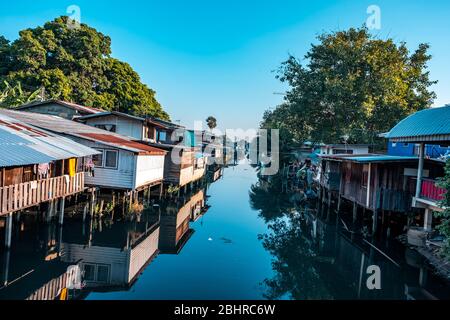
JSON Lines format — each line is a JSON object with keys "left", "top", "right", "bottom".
{"left": 4, "top": 213, "right": 13, "bottom": 249}
{"left": 424, "top": 208, "right": 433, "bottom": 231}
{"left": 415, "top": 143, "right": 425, "bottom": 199}
{"left": 59, "top": 197, "right": 65, "bottom": 225}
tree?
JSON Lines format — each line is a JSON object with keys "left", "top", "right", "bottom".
{"left": 0, "top": 80, "right": 44, "bottom": 107}
{"left": 437, "top": 160, "right": 450, "bottom": 259}
{"left": 206, "top": 116, "right": 217, "bottom": 130}
{"left": 262, "top": 27, "right": 436, "bottom": 145}
{"left": 0, "top": 16, "right": 169, "bottom": 120}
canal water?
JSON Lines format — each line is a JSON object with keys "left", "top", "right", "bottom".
{"left": 1, "top": 163, "right": 450, "bottom": 300}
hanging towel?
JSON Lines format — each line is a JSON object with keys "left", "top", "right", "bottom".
{"left": 38, "top": 163, "right": 49, "bottom": 179}
{"left": 68, "top": 158, "right": 76, "bottom": 177}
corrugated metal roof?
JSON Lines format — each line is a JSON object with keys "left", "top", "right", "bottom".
{"left": 16, "top": 100, "right": 104, "bottom": 114}
{"left": 0, "top": 109, "right": 167, "bottom": 155}
{"left": 346, "top": 155, "right": 418, "bottom": 163}
{"left": 76, "top": 111, "right": 146, "bottom": 122}
{"left": 386, "top": 105, "right": 450, "bottom": 141}
{"left": 320, "top": 154, "right": 418, "bottom": 163}
{"left": 76, "top": 133, "right": 166, "bottom": 155}
{"left": 77, "top": 111, "right": 184, "bottom": 130}
{"left": 0, "top": 113, "right": 100, "bottom": 168}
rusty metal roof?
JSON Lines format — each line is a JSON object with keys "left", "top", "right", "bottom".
{"left": 76, "top": 133, "right": 167, "bottom": 155}
{"left": 16, "top": 99, "right": 104, "bottom": 114}
{"left": 0, "top": 113, "right": 100, "bottom": 168}
{"left": 0, "top": 109, "right": 167, "bottom": 156}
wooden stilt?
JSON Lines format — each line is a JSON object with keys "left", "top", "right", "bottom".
{"left": 353, "top": 202, "right": 358, "bottom": 223}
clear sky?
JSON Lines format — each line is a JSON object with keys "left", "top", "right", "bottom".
{"left": 1, "top": 0, "right": 449, "bottom": 131}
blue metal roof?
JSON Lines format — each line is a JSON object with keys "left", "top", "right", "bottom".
{"left": 386, "top": 105, "right": 450, "bottom": 140}
{"left": 346, "top": 155, "right": 418, "bottom": 163}
{"left": 0, "top": 113, "right": 100, "bottom": 168}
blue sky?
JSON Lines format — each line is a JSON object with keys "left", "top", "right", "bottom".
{"left": 1, "top": 0, "right": 449, "bottom": 130}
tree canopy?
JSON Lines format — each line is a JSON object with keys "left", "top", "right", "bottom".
{"left": 261, "top": 27, "right": 436, "bottom": 146}
{"left": 206, "top": 116, "right": 217, "bottom": 130}
{"left": 0, "top": 16, "right": 169, "bottom": 120}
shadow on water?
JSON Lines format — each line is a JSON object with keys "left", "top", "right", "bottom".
{"left": 250, "top": 170, "right": 450, "bottom": 300}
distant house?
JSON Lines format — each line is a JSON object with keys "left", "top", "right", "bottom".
{"left": 386, "top": 105, "right": 450, "bottom": 231}
{"left": 318, "top": 144, "right": 370, "bottom": 156}
{"left": 0, "top": 110, "right": 167, "bottom": 192}
{"left": 76, "top": 111, "right": 208, "bottom": 188}
{"left": 16, "top": 100, "right": 104, "bottom": 120}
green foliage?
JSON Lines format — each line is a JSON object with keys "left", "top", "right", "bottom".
{"left": 206, "top": 116, "right": 217, "bottom": 130}
{"left": 262, "top": 27, "right": 436, "bottom": 146}
{"left": 0, "top": 80, "right": 44, "bottom": 107}
{"left": 0, "top": 16, "right": 169, "bottom": 119}
{"left": 436, "top": 159, "right": 450, "bottom": 259}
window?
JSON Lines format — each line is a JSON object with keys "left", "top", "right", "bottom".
{"left": 84, "top": 264, "right": 96, "bottom": 281}
{"left": 97, "top": 265, "right": 110, "bottom": 282}
{"left": 105, "top": 150, "right": 118, "bottom": 169}
{"left": 158, "top": 130, "right": 167, "bottom": 142}
{"left": 95, "top": 124, "right": 116, "bottom": 132}
{"left": 92, "top": 149, "right": 103, "bottom": 167}
{"left": 92, "top": 149, "right": 118, "bottom": 169}
{"left": 83, "top": 263, "right": 110, "bottom": 283}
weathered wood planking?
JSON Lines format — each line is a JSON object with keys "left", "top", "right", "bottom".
{"left": 0, "top": 172, "right": 85, "bottom": 216}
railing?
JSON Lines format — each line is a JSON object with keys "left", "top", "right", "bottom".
{"left": 0, "top": 172, "right": 85, "bottom": 216}
{"left": 420, "top": 178, "right": 446, "bottom": 202}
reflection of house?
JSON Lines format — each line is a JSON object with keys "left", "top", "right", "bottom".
{"left": 386, "top": 106, "right": 450, "bottom": 231}
{"left": 16, "top": 100, "right": 104, "bottom": 120}
{"left": 76, "top": 111, "right": 208, "bottom": 187}
{"left": 157, "top": 193, "right": 208, "bottom": 254}
{"left": 0, "top": 110, "right": 166, "bottom": 192}
{"left": 0, "top": 221, "right": 82, "bottom": 300}
{"left": 61, "top": 218, "right": 160, "bottom": 289}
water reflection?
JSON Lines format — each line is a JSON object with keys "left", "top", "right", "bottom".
{"left": 1, "top": 165, "right": 450, "bottom": 300}
{"left": 0, "top": 186, "right": 209, "bottom": 300}
{"left": 251, "top": 173, "right": 450, "bottom": 300}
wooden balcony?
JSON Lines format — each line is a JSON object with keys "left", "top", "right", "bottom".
{"left": 420, "top": 178, "right": 446, "bottom": 202}
{"left": 0, "top": 172, "right": 85, "bottom": 216}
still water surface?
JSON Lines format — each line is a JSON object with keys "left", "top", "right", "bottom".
{"left": 1, "top": 164, "right": 449, "bottom": 300}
